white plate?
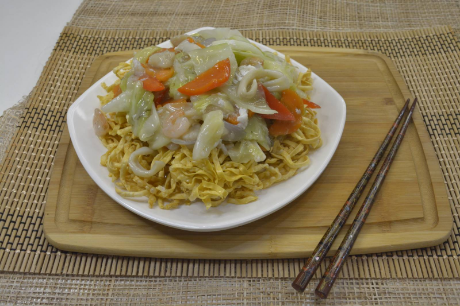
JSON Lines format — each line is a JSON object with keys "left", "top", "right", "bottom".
{"left": 67, "top": 27, "right": 346, "bottom": 232}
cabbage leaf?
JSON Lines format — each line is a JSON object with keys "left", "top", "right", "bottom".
{"left": 188, "top": 43, "right": 237, "bottom": 82}
{"left": 244, "top": 115, "right": 272, "bottom": 150}
{"left": 193, "top": 110, "right": 224, "bottom": 160}
{"left": 227, "top": 140, "right": 266, "bottom": 163}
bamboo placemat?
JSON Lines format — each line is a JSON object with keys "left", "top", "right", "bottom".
{"left": 70, "top": 0, "right": 460, "bottom": 37}
{"left": 1, "top": 25, "right": 459, "bottom": 280}
{"left": 1, "top": 274, "right": 460, "bottom": 305}
{"left": 1, "top": 0, "right": 460, "bottom": 304}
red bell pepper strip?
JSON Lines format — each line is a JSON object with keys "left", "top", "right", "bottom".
{"left": 269, "top": 89, "right": 304, "bottom": 136}
{"left": 303, "top": 99, "right": 321, "bottom": 109}
{"left": 259, "top": 85, "right": 295, "bottom": 121}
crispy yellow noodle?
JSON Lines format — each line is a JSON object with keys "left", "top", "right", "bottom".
{"left": 97, "top": 62, "right": 322, "bottom": 209}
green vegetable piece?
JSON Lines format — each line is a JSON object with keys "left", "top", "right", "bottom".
{"left": 228, "top": 140, "right": 266, "bottom": 163}
{"left": 193, "top": 110, "right": 225, "bottom": 160}
{"left": 134, "top": 46, "right": 161, "bottom": 64}
{"left": 244, "top": 115, "right": 272, "bottom": 150}
{"left": 192, "top": 93, "right": 234, "bottom": 114}
{"left": 120, "top": 71, "right": 133, "bottom": 92}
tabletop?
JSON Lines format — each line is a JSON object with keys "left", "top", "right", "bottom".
{"left": 1, "top": 0, "right": 460, "bottom": 305}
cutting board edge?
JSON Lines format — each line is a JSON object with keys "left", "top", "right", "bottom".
{"left": 43, "top": 47, "right": 453, "bottom": 259}
{"left": 43, "top": 222, "right": 453, "bottom": 259}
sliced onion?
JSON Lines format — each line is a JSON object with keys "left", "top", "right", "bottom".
{"left": 171, "top": 138, "right": 196, "bottom": 145}
{"left": 128, "top": 147, "right": 165, "bottom": 178}
{"left": 235, "top": 65, "right": 257, "bottom": 83}
{"left": 101, "top": 90, "right": 132, "bottom": 113}
{"left": 148, "top": 50, "right": 175, "bottom": 68}
{"left": 170, "top": 34, "right": 189, "bottom": 47}
{"left": 183, "top": 124, "right": 201, "bottom": 140}
{"left": 166, "top": 143, "right": 180, "bottom": 151}
{"left": 202, "top": 37, "right": 216, "bottom": 47}
{"left": 132, "top": 59, "right": 145, "bottom": 77}
{"left": 218, "top": 142, "right": 228, "bottom": 155}
{"left": 222, "top": 121, "right": 245, "bottom": 141}
{"left": 237, "top": 69, "right": 289, "bottom": 99}
{"left": 175, "top": 40, "right": 201, "bottom": 53}
{"left": 236, "top": 107, "right": 249, "bottom": 129}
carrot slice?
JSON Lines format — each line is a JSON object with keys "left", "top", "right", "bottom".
{"left": 141, "top": 74, "right": 165, "bottom": 92}
{"left": 303, "top": 99, "right": 321, "bottom": 109}
{"left": 142, "top": 64, "right": 175, "bottom": 82}
{"left": 142, "top": 64, "right": 156, "bottom": 78}
{"left": 112, "top": 84, "right": 122, "bottom": 97}
{"left": 187, "top": 37, "right": 205, "bottom": 48}
{"left": 178, "top": 58, "right": 230, "bottom": 96}
{"left": 154, "top": 68, "right": 174, "bottom": 82}
{"left": 195, "top": 41, "right": 206, "bottom": 48}
{"left": 226, "top": 114, "right": 239, "bottom": 125}
{"left": 269, "top": 89, "right": 304, "bottom": 136}
{"left": 259, "top": 85, "right": 295, "bottom": 121}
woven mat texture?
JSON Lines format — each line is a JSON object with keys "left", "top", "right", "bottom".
{"left": 70, "top": 0, "right": 460, "bottom": 37}
{"left": 2, "top": 25, "right": 459, "bottom": 279}
{"left": 1, "top": 0, "right": 460, "bottom": 304}
{"left": 1, "top": 273, "right": 460, "bottom": 305}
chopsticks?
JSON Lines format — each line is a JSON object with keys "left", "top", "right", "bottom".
{"left": 292, "top": 98, "right": 417, "bottom": 297}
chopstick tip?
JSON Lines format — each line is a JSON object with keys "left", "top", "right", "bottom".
{"left": 410, "top": 97, "right": 418, "bottom": 110}
{"left": 292, "top": 270, "right": 311, "bottom": 293}
{"left": 291, "top": 282, "right": 305, "bottom": 294}
{"left": 400, "top": 98, "right": 410, "bottom": 113}
{"left": 315, "top": 289, "right": 328, "bottom": 299}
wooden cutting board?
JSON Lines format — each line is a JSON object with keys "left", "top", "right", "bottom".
{"left": 44, "top": 47, "right": 452, "bottom": 259}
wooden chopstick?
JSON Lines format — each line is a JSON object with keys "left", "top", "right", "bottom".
{"left": 291, "top": 98, "right": 410, "bottom": 293}
{"left": 315, "top": 98, "right": 418, "bottom": 299}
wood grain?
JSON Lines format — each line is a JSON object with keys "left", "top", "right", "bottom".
{"left": 44, "top": 47, "right": 452, "bottom": 259}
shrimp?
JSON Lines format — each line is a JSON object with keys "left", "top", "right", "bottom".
{"left": 93, "top": 108, "right": 109, "bottom": 136}
{"left": 158, "top": 102, "right": 195, "bottom": 139}
{"left": 161, "top": 109, "right": 191, "bottom": 138}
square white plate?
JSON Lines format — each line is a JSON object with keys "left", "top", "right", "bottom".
{"left": 67, "top": 27, "right": 346, "bottom": 232}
